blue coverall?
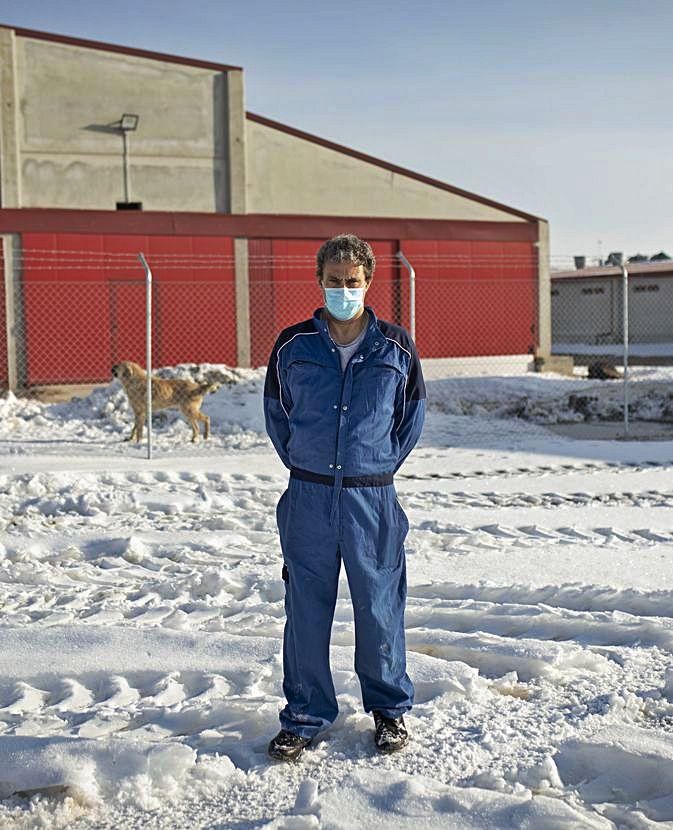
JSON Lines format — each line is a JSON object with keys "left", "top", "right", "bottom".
{"left": 264, "top": 306, "right": 426, "bottom": 739}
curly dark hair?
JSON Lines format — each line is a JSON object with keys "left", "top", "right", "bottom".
{"left": 315, "top": 233, "right": 376, "bottom": 283}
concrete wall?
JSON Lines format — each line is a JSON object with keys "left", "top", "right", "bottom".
{"left": 0, "top": 29, "right": 22, "bottom": 207}
{"left": 551, "top": 274, "right": 673, "bottom": 345}
{"left": 246, "top": 119, "right": 526, "bottom": 222}
{"left": 552, "top": 278, "right": 620, "bottom": 345}
{"left": 0, "top": 28, "right": 246, "bottom": 212}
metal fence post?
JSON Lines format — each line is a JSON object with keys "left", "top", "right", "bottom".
{"left": 2, "top": 234, "right": 21, "bottom": 392}
{"left": 397, "top": 250, "right": 416, "bottom": 341}
{"left": 621, "top": 263, "right": 629, "bottom": 437}
{"left": 138, "top": 252, "right": 153, "bottom": 460}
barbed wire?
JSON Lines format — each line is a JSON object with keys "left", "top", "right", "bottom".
{"left": 14, "top": 248, "right": 532, "bottom": 258}
{"left": 15, "top": 247, "right": 538, "bottom": 259}
{"left": 11, "top": 253, "right": 539, "bottom": 274}
{"left": 11, "top": 246, "right": 661, "bottom": 277}
{"left": 10, "top": 278, "right": 540, "bottom": 286}
{"left": 15, "top": 252, "right": 538, "bottom": 263}
{"left": 7, "top": 247, "right": 661, "bottom": 269}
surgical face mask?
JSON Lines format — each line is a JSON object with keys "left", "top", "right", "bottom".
{"left": 324, "top": 287, "right": 365, "bottom": 321}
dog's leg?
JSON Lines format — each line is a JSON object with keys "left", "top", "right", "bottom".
{"left": 189, "top": 411, "right": 210, "bottom": 441}
{"left": 134, "top": 410, "right": 145, "bottom": 443}
{"left": 181, "top": 403, "right": 207, "bottom": 443}
{"left": 128, "top": 411, "right": 140, "bottom": 442}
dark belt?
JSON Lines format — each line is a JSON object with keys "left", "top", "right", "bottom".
{"left": 290, "top": 467, "right": 394, "bottom": 488}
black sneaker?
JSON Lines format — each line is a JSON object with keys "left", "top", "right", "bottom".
{"left": 268, "top": 729, "right": 312, "bottom": 762}
{"left": 373, "top": 711, "right": 409, "bottom": 753}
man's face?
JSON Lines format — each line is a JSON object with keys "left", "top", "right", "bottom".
{"left": 320, "top": 260, "right": 369, "bottom": 292}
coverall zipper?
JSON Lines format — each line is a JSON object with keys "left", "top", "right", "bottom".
{"left": 325, "top": 323, "right": 369, "bottom": 532}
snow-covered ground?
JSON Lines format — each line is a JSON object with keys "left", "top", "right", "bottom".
{"left": 1, "top": 365, "right": 673, "bottom": 828}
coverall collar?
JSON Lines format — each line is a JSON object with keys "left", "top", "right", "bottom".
{"left": 312, "top": 306, "right": 382, "bottom": 355}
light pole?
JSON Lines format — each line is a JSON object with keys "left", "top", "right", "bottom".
{"left": 621, "top": 262, "right": 629, "bottom": 438}
{"left": 118, "top": 113, "right": 140, "bottom": 206}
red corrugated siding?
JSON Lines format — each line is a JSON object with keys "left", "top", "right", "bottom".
{"left": 364, "top": 241, "right": 399, "bottom": 326}
{"left": 400, "top": 239, "right": 537, "bottom": 358}
{"left": 0, "top": 246, "right": 7, "bottom": 387}
{"left": 14, "top": 229, "right": 539, "bottom": 383}
{"left": 249, "top": 238, "right": 405, "bottom": 366}
{"left": 249, "top": 235, "right": 537, "bottom": 364}
{"left": 249, "top": 238, "right": 317, "bottom": 366}
{"left": 21, "top": 232, "right": 236, "bottom": 385}
{"left": 249, "top": 238, "right": 275, "bottom": 368}
{"left": 146, "top": 235, "right": 236, "bottom": 368}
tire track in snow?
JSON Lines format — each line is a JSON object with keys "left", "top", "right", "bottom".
{"left": 400, "top": 459, "right": 673, "bottom": 483}
{"left": 404, "top": 598, "right": 673, "bottom": 655}
{"left": 407, "top": 580, "right": 673, "bottom": 618}
{"left": 405, "top": 489, "right": 673, "bottom": 510}
{"left": 4, "top": 468, "right": 673, "bottom": 537}
{"left": 410, "top": 520, "right": 673, "bottom": 548}
{"left": 0, "top": 667, "right": 277, "bottom": 743}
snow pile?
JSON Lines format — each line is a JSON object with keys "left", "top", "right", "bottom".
{"left": 3, "top": 365, "right": 673, "bottom": 451}
{"left": 0, "top": 363, "right": 268, "bottom": 449}
{"left": 0, "top": 392, "right": 46, "bottom": 430}
{"left": 427, "top": 372, "right": 673, "bottom": 424}
{"left": 559, "top": 384, "right": 673, "bottom": 423}
{"left": 53, "top": 363, "right": 262, "bottom": 434}
{"left": 426, "top": 374, "right": 585, "bottom": 419}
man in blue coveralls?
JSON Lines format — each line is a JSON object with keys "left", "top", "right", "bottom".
{"left": 264, "top": 233, "right": 426, "bottom": 762}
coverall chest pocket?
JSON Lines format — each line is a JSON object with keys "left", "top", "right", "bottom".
{"left": 362, "top": 361, "right": 404, "bottom": 414}
{"left": 286, "top": 360, "right": 335, "bottom": 414}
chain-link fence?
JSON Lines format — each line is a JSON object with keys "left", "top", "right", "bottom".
{"left": 551, "top": 264, "right": 673, "bottom": 434}
{"left": 7, "top": 241, "right": 673, "bottom": 445}
{"left": 2, "top": 245, "right": 540, "bottom": 396}
{"left": 246, "top": 247, "right": 540, "bottom": 379}
{"left": 552, "top": 267, "right": 673, "bottom": 369}
{"left": 0, "top": 242, "right": 543, "bottom": 452}
{"left": 2, "top": 246, "right": 237, "bottom": 396}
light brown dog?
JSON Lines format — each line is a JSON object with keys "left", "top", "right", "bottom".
{"left": 112, "top": 361, "right": 218, "bottom": 443}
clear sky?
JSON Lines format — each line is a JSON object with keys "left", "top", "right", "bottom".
{"left": 1, "top": 0, "right": 671, "bottom": 262}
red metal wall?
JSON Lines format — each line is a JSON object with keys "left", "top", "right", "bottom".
{"left": 250, "top": 237, "right": 536, "bottom": 364}
{"left": 400, "top": 239, "right": 537, "bottom": 358}
{"left": 6, "top": 219, "right": 539, "bottom": 384}
{"left": 0, "top": 246, "right": 7, "bottom": 387}
{"left": 21, "top": 233, "right": 236, "bottom": 385}
{"left": 249, "top": 238, "right": 400, "bottom": 366}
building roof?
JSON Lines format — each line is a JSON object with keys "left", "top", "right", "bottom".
{"left": 552, "top": 260, "right": 673, "bottom": 280}
{"left": 3, "top": 23, "right": 242, "bottom": 72}
{"left": 246, "top": 112, "right": 541, "bottom": 223}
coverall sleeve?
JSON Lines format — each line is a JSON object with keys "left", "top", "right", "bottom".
{"left": 263, "top": 336, "right": 292, "bottom": 469}
{"left": 395, "top": 339, "right": 426, "bottom": 472}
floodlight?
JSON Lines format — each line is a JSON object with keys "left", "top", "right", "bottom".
{"left": 120, "top": 113, "right": 140, "bottom": 132}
